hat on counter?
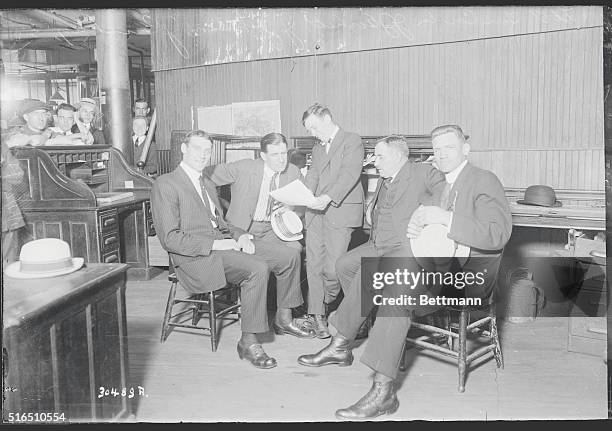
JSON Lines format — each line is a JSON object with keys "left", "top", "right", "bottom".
{"left": 271, "top": 208, "right": 303, "bottom": 242}
{"left": 410, "top": 223, "right": 470, "bottom": 260}
{"left": 19, "top": 99, "right": 51, "bottom": 116}
{"left": 517, "top": 185, "right": 562, "bottom": 207}
{"left": 4, "top": 238, "right": 84, "bottom": 279}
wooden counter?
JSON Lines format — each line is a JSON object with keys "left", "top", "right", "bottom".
{"left": 2, "top": 263, "right": 133, "bottom": 423}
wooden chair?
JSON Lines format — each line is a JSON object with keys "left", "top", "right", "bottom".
{"left": 401, "top": 291, "right": 503, "bottom": 393}
{"left": 160, "top": 256, "right": 241, "bottom": 351}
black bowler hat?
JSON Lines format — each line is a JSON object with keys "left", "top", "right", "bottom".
{"left": 517, "top": 185, "right": 562, "bottom": 207}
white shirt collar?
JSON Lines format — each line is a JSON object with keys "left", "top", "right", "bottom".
{"left": 327, "top": 125, "right": 340, "bottom": 144}
{"left": 445, "top": 159, "right": 468, "bottom": 185}
{"left": 180, "top": 161, "right": 202, "bottom": 183}
{"left": 134, "top": 135, "right": 145, "bottom": 146}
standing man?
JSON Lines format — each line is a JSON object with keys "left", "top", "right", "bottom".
{"left": 133, "top": 98, "right": 151, "bottom": 118}
{"left": 132, "top": 116, "right": 158, "bottom": 176}
{"left": 302, "top": 103, "right": 365, "bottom": 338}
{"left": 313, "top": 126, "right": 512, "bottom": 420}
{"left": 153, "top": 130, "right": 285, "bottom": 369}
{"left": 72, "top": 98, "right": 105, "bottom": 145}
{"left": 205, "top": 132, "right": 314, "bottom": 338}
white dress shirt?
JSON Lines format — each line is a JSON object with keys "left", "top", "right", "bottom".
{"left": 253, "top": 164, "right": 280, "bottom": 222}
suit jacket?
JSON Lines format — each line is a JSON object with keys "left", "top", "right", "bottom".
{"left": 151, "top": 166, "right": 247, "bottom": 294}
{"left": 304, "top": 128, "right": 364, "bottom": 228}
{"left": 71, "top": 124, "right": 106, "bottom": 146}
{"left": 204, "top": 158, "right": 301, "bottom": 231}
{"left": 444, "top": 162, "right": 513, "bottom": 298}
{"left": 133, "top": 135, "right": 158, "bottom": 175}
{"left": 369, "top": 161, "right": 446, "bottom": 250}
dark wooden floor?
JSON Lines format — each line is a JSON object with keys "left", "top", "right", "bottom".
{"left": 124, "top": 271, "right": 607, "bottom": 422}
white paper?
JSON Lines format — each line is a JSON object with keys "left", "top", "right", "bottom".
{"left": 270, "top": 179, "right": 316, "bottom": 206}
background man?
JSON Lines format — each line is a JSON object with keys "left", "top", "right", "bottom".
{"left": 132, "top": 116, "right": 158, "bottom": 176}
{"left": 72, "top": 98, "right": 105, "bottom": 145}
{"left": 46, "top": 103, "right": 92, "bottom": 145}
{"left": 6, "top": 99, "right": 52, "bottom": 147}
{"left": 133, "top": 98, "right": 151, "bottom": 118}
{"left": 301, "top": 103, "right": 365, "bottom": 338}
{"left": 327, "top": 125, "right": 512, "bottom": 420}
{"left": 205, "top": 132, "right": 314, "bottom": 338}
{"left": 152, "top": 130, "right": 281, "bottom": 369}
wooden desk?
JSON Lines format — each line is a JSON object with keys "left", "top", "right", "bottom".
{"left": 2, "top": 264, "right": 133, "bottom": 423}
{"left": 510, "top": 202, "right": 605, "bottom": 231}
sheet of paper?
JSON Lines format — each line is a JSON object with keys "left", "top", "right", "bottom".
{"left": 270, "top": 179, "right": 316, "bottom": 206}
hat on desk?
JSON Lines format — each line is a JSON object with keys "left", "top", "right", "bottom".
{"left": 517, "top": 185, "right": 562, "bottom": 207}
{"left": 271, "top": 208, "right": 303, "bottom": 242}
{"left": 4, "top": 238, "right": 84, "bottom": 279}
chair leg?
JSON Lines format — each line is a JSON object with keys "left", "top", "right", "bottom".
{"left": 490, "top": 306, "right": 504, "bottom": 369}
{"left": 161, "top": 281, "right": 178, "bottom": 343}
{"left": 208, "top": 292, "right": 217, "bottom": 352}
{"left": 457, "top": 309, "right": 468, "bottom": 393}
{"left": 399, "top": 342, "right": 408, "bottom": 372}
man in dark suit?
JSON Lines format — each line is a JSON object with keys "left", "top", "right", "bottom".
{"left": 132, "top": 116, "right": 158, "bottom": 176}
{"left": 151, "top": 130, "right": 278, "bottom": 369}
{"left": 322, "top": 126, "right": 513, "bottom": 420}
{"left": 71, "top": 98, "right": 105, "bottom": 145}
{"left": 302, "top": 103, "right": 365, "bottom": 338}
{"left": 205, "top": 132, "right": 314, "bottom": 338}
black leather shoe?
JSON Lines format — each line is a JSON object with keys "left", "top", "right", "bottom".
{"left": 310, "top": 314, "right": 331, "bottom": 339}
{"left": 273, "top": 319, "right": 316, "bottom": 338}
{"left": 237, "top": 342, "right": 277, "bottom": 369}
{"left": 335, "top": 381, "right": 399, "bottom": 420}
{"left": 297, "top": 334, "right": 353, "bottom": 367}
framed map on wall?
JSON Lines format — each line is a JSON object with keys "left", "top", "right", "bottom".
{"left": 194, "top": 100, "right": 281, "bottom": 137}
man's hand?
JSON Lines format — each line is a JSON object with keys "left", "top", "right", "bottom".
{"left": 236, "top": 234, "right": 255, "bottom": 254}
{"left": 406, "top": 205, "right": 452, "bottom": 239}
{"left": 307, "top": 194, "right": 332, "bottom": 211}
{"left": 212, "top": 239, "right": 240, "bottom": 251}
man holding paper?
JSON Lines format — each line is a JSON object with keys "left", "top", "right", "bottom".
{"left": 301, "top": 103, "right": 365, "bottom": 338}
{"left": 205, "top": 132, "right": 314, "bottom": 339}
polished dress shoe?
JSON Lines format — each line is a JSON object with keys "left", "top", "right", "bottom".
{"left": 335, "top": 381, "right": 399, "bottom": 420}
{"left": 237, "top": 342, "right": 277, "bottom": 369}
{"left": 273, "top": 319, "right": 316, "bottom": 338}
{"left": 297, "top": 334, "right": 353, "bottom": 367}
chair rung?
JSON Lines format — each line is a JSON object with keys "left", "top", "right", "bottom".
{"left": 168, "top": 322, "right": 212, "bottom": 332}
{"left": 466, "top": 345, "right": 495, "bottom": 364}
{"left": 411, "top": 322, "right": 458, "bottom": 338}
{"left": 215, "top": 304, "right": 241, "bottom": 318}
{"left": 466, "top": 316, "right": 491, "bottom": 331}
{"left": 406, "top": 338, "right": 458, "bottom": 358}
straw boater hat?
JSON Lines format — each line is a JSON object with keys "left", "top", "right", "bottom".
{"left": 410, "top": 223, "right": 470, "bottom": 259}
{"left": 4, "top": 238, "right": 84, "bottom": 279}
{"left": 271, "top": 208, "right": 303, "bottom": 241}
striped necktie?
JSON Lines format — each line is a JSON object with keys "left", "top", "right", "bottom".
{"left": 440, "top": 181, "right": 452, "bottom": 210}
{"left": 266, "top": 172, "right": 280, "bottom": 219}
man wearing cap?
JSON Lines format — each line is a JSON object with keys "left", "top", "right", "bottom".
{"left": 301, "top": 103, "right": 365, "bottom": 338}
{"left": 205, "top": 132, "right": 314, "bottom": 339}
{"left": 71, "top": 98, "right": 105, "bottom": 145}
{"left": 312, "top": 126, "right": 512, "bottom": 420}
{"left": 5, "top": 99, "right": 53, "bottom": 147}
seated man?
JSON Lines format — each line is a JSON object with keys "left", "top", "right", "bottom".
{"left": 46, "top": 103, "right": 92, "bottom": 145}
{"left": 132, "top": 116, "right": 158, "bottom": 176}
{"left": 309, "top": 126, "right": 512, "bottom": 420}
{"left": 152, "top": 130, "right": 293, "bottom": 369}
{"left": 71, "top": 98, "right": 105, "bottom": 145}
{"left": 6, "top": 99, "right": 53, "bottom": 147}
{"left": 204, "top": 132, "right": 313, "bottom": 338}
{"left": 297, "top": 135, "right": 446, "bottom": 368}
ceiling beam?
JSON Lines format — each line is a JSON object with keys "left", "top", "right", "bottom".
{"left": 22, "top": 10, "right": 80, "bottom": 29}
{"left": 0, "top": 27, "right": 149, "bottom": 41}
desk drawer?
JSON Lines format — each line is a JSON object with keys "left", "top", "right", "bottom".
{"left": 101, "top": 232, "right": 120, "bottom": 254}
{"left": 102, "top": 250, "right": 121, "bottom": 264}
{"left": 99, "top": 210, "right": 118, "bottom": 234}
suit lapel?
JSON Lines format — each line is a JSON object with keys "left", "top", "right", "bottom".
{"left": 388, "top": 161, "right": 412, "bottom": 206}
{"left": 176, "top": 167, "right": 213, "bottom": 218}
{"left": 318, "top": 128, "right": 344, "bottom": 171}
{"left": 448, "top": 162, "right": 472, "bottom": 210}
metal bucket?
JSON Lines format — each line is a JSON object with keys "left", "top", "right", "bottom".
{"left": 503, "top": 267, "right": 546, "bottom": 323}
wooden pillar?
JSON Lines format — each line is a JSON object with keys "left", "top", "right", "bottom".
{"left": 96, "top": 10, "right": 132, "bottom": 163}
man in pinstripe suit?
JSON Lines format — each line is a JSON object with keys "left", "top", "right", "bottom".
{"left": 151, "top": 130, "right": 278, "bottom": 369}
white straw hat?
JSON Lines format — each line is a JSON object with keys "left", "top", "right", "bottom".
{"left": 271, "top": 209, "right": 303, "bottom": 241}
{"left": 4, "top": 238, "right": 85, "bottom": 279}
{"left": 410, "top": 223, "right": 470, "bottom": 259}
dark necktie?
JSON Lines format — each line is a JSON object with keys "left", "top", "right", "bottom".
{"left": 440, "top": 181, "right": 452, "bottom": 210}
{"left": 199, "top": 176, "right": 218, "bottom": 226}
{"left": 266, "top": 172, "right": 280, "bottom": 219}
